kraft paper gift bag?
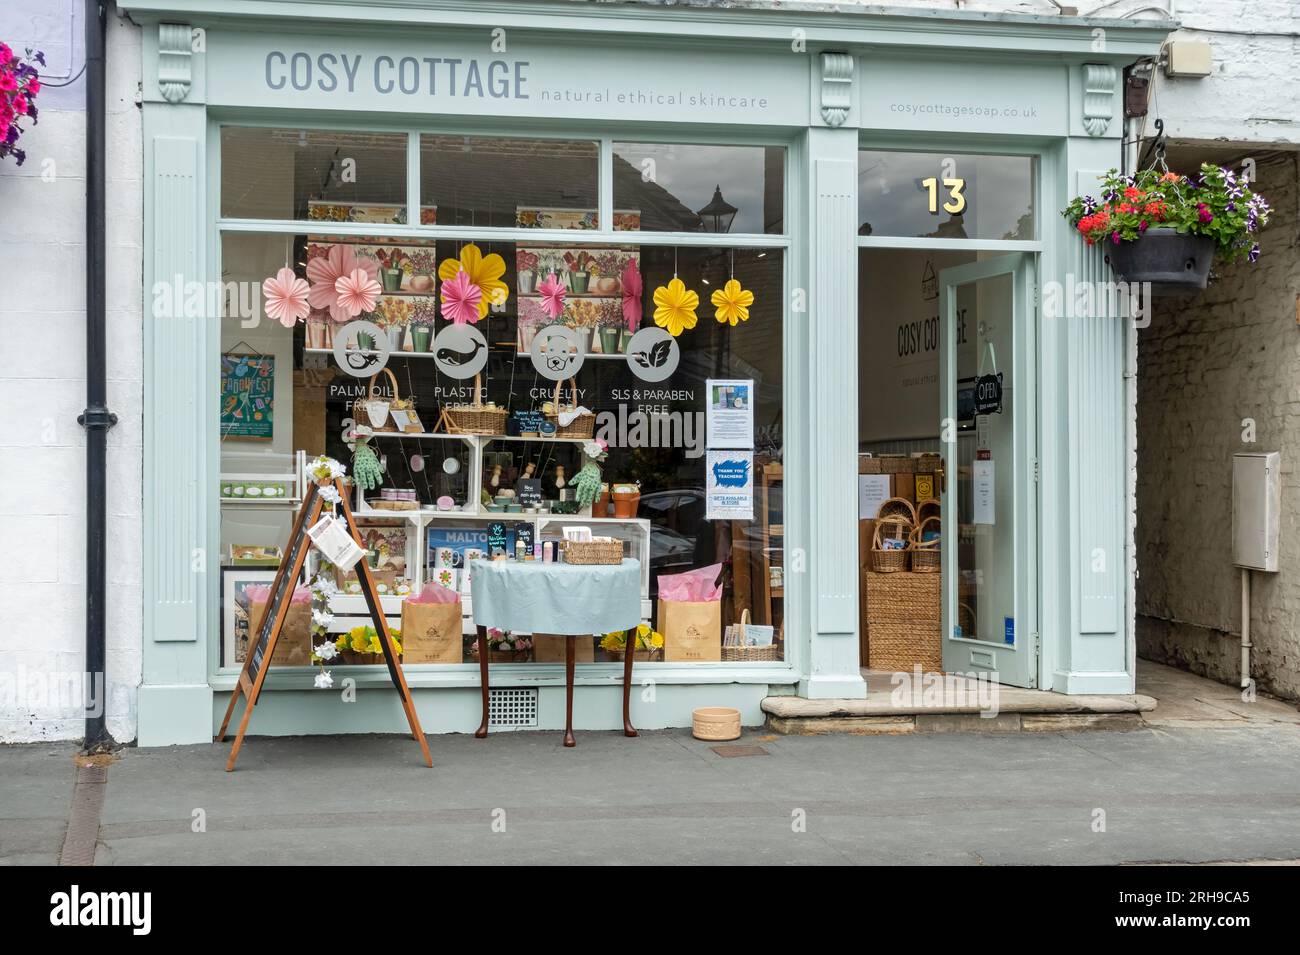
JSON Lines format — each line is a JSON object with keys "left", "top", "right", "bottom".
{"left": 249, "top": 597, "right": 313, "bottom": 667}
{"left": 400, "top": 599, "right": 464, "bottom": 664}
{"left": 659, "top": 599, "right": 722, "bottom": 662}
{"left": 532, "top": 634, "right": 595, "bottom": 663}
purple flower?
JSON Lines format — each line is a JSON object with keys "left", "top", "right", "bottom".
{"left": 1139, "top": 219, "right": 1149, "bottom": 232}
{"left": 1111, "top": 231, "right": 1121, "bottom": 244}
{"left": 1197, "top": 203, "right": 1214, "bottom": 224}
{"left": 1248, "top": 243, "right": 1261, "bottom": 263}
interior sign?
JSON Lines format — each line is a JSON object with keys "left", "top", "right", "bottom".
{"left": 974, "top": 373, "right": 1003, "bottom": 415}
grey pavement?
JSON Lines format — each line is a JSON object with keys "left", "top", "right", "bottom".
{"left": 5, "top": 717, "right": 1300, "bottom": 865}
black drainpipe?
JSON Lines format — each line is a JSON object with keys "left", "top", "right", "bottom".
{"left": 76, "top": 0, "right": 116, "bottom": 752}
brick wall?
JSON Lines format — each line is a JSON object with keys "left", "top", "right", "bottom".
{"left": 1136, "top": 153, "right": 1300, "bottom": 701}
{"left": 0, "top": 7, "right": 142, "bottom": 741}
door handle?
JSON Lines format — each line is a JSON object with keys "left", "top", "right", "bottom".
{"left": 936, "top": 463, "right": 947, "bottom": 495}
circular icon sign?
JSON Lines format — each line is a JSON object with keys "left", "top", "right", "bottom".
{"left": 432, "top": 324, "right": 488, "bottom": 380}
{"left": 529, "top": 324, "right": 586, "bottom": 382}
{"left": 332, "top": 319, "right": 390, "bottom": 377}
{"left": 624, "top": 327, "right": 680, "bottom": 383}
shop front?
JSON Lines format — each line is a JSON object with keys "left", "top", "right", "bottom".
{"left": 126, "top": 0, "right": 1167, "bottom": 745}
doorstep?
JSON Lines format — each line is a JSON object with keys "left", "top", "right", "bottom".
{"left": 763, "top": 670, "right": 1156, "bottom": 735}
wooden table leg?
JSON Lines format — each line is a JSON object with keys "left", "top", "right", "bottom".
{"left": 563, "top": 635, "right": 576, "bottom": 747}
{"left": 475, "top": 625, "right": 490, "bottom": 738}
{"left": 622, "top": 637, "right": 638, "bottom": 737}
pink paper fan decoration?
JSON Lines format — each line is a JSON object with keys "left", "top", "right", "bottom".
{"left": 440, "top": 269, "right": 483, "bottom": 325}
{"left": 537, "top": 271, "right": 566, "bottom": 320}
{"left": 306, "top": 244, "right": 380, "bottom": 321}
{"left": 262, "top": 267, "right": 310, "bottom": 327}
{"left": 621, "top": 260, "right": 643, "bottom": 331}
{"left": 334, "top": 268, "right": 381, "bottom": 319}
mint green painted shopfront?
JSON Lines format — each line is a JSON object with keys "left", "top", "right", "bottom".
{"left": 126, "top": 0, "right": 1169, "bottom": 746}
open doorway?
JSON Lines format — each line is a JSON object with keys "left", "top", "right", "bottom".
{"left": 857, "top": 248, "right": 1037, "bottom": 687}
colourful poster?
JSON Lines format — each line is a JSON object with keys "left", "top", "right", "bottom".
{"left": 220, "top": 354, "right": 274, "bottom": 440}
{"left": 706, "top": 450, "right": 754, "bottom": 521}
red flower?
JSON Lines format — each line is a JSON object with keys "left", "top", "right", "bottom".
{"left": 1124, "top": 187, "right": 1144, "bottom": 201}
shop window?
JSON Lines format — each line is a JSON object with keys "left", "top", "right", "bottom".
{"left": 216, "top": 227, "right": 785, "bottom": 668}
{"left": 220, "top": 127, "right": 409, "bottom": 221}
{"left": 420, "top": 135, "right": 600, "bottom": 229}
{"left": 612, "top": 142, "right": 785, "bottom": 234}
{"left": 857, "top": 150, "right": 1036, "bottom": 241}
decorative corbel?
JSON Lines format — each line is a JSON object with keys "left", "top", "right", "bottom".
{"left": 158, "top": 23, "right": 193, "bottom": 104}
{"left": 1082, "top": 64, "right": 1118, "bottom": 137}
{"left": 820, "top": 52, "right": 853, "bottom": 128}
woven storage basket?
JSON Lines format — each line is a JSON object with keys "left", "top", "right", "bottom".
{"left": 441, "top": 403, "right": 507, "bottom": 435}
{"left": 863, "top": 570, "right": 941, "bottom": 672}
{"left": 358, "top": 367, "right": 421, "bottom": 433}
{"left": 546, "top": 377, "right": 595, "bottom": 438}
{"left": 917, "top": 498, "right": 940, "bottom": 524}
{"left": 561, "top": 538, "right": 624, "bottom": 565}
{"left": 876, "top": 496, "right": 917, "bottom": 525}
{"left": 909, "top": 516, "right": 941, "bottom": 573}
{"left": 721, "top": 608, "right": 781, "bottom": 662}
{"left": 870, "top": 516, "right": 912, "bottom": 573}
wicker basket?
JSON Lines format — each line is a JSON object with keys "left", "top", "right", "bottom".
{"left": 358, "top": 367, "right": 422, "bottom": 433}
{"left": 561, "top": 538, "right": 624, "bottom": 564}
{"left": 909, "top": 516, "right": 941, "bottom": 573}
{"left": 440, "top": 403, "right": 507, "bottom": 435}
{"left": 917, "top": 498, "right": 941, "bottom": 524}
{"left": 863, "top": 570, "right": 941, "bottom": 672}
{"left": 721, "top": 608, "right": 781, "bottom": 661}
{"left": 876, "top": 496, "right": 918, "bottom": 525}
{"left": 545, "top": 376, "right": 595, "bottom": 438}
{"left": 870, "top": 516, "right": 912, "bottom": 573}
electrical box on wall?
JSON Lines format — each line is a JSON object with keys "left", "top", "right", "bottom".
{"left": 1232, "top": 452, "right": 1280, "bottom": 572}
{"left": 1165, "top": 40, "right": 1213, "bottom": 78}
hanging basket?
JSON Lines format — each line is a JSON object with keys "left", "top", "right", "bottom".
{"left": 870, "top": 517, "right": 912, "bottom": 574}
{"left": 1105, "top": 228, "right": 1215, "bottom": 289}
{"left": 909, "top": 516, "right": 941, "bottom": 574}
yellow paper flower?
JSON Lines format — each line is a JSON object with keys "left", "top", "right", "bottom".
{"left": 653, "top": 278, "right": 699, "bottom": 337}
{"left": 438, "top": 243, "right": 507, "bottom": 319}
{"left": 711, "top": 279, "right": 754, "bottom": 326}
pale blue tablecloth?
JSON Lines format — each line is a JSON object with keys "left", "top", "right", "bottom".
{"left": 470, "top": 559, "right": 641, "bottom": 635}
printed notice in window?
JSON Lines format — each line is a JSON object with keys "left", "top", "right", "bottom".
{"left": 706, "top": 379, "right": 754, "bottom": 450}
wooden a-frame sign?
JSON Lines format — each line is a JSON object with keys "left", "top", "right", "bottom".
{"left": 217, "top": 477, "right": 433, "bottom": 771}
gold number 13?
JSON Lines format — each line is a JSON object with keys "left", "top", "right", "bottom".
{"left": 921, "top": 177, "right": 967, "bottom": 215}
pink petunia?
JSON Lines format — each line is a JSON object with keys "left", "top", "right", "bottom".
{"left": 0, "top": 44, "right": 12, "bottom": 66}
{"left": 12, "top": 95, "right": 27, "bottom": 115}
{"left": 621, "top": 260, "right": 643, "bottom": 332}
{"left": 262, "top": 267, "right": 311, "bottom": 327}
{"left": 537, "top": 271, "right": 566, "bottom": 321}
{"left": 0, "top": 72, "right": 16, "bottom": 93}
{"left": 440, "top": 269, "right": 482, "bottom": 325}
{"left": 306, "top": 244, "right": 379, "bottom": 322}
{"left": 26, "top": 78, "right": 39, "bottom": 96}
{"left": 334, "top": 268, "right": 381, "bottom": 318}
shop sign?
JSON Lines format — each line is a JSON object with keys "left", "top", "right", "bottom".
{"left": 974, "top": 373, "right": 1003, "bottom": 415}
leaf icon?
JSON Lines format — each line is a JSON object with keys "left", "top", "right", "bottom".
{"left": 633, "top": 350, "right": 651, "bottom": 368}
{"left": 648, "top": 339, "right": 672, "bottom": 368}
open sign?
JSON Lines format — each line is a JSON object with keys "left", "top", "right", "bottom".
{"left": 974, "top": 373, "right": 1003, "bottom": 415}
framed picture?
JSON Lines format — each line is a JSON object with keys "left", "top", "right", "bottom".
{"left": 220, "top": 354, "right": 275, "bottom": 440}
{"left": 221, "top": 567, "right": 278, "bottom": 668}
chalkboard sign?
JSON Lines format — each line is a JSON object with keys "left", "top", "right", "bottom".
{"left": 508, "top": 410, "right": 547, "bottom": 436}
{"left": 217, "top": 476, "right": 431, "bottom": 772}
{"left": 515, "top": 522, "right": 535, "bottom": 553}
{"left": 516, "top": 478, "right": 543, "bottom": 507}
{"left": 487, "top": 520, "right": 509, "bottom": 555}
{"left": 974, "top": 373, "right": 1003, "bottom": 415}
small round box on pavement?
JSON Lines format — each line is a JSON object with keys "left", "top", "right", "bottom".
{"left": 693, "top": 707, "right": 741, "bottom": 741}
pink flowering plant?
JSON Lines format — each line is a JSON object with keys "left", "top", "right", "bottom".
{"left": 1063, "top": 164, "right": 1271, "bottom": 265}
{"left": 0, "top": 44, "right": 43, "bottom": 165}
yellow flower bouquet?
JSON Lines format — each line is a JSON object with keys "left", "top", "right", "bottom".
{"left": 334, "top": 625, "right": 403, "bottom": 664}
{"left": 600, "top": 623, "right": 664, "bottom": 662}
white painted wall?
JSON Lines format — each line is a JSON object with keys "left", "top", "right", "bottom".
{"left": 0, "top": 3, "right": 142, "bottom": 742}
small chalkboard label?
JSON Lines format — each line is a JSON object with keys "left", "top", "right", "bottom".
{"left": 487, "top": 520, "right": 509, "bottom": 555}
{"left": 516, "top": 478, "right": 543, "bottom": 506}
{"left": 509, "top": 409, "right": 547, "bottom": 436}
{"left": 974, "top": 373, "right": 1003, "bottom": 415}
{"left": 515, "top": 522, "right": 535, "bottom": 552}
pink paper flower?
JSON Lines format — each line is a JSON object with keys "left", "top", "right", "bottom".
{"left": 440, "top": 269, "right": 483, "bottom": 325}
{"left": 334, "top": 268, "right": 381, "bottom": 318}
{"left": 262, "top": 267, "right": 311, "bottom": 327}
{"left": 537, "top": 271, "right": 566, "bottom": 320}
{"left": 306, "top": 244, "right": 379, "bottom": 322}
{"left": 621, "top": 260, "right": 643, "bottom": 331}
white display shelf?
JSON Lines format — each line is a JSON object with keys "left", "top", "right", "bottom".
{"left": 367, "top": 432, "right": 588, "bottom": 444}
{"left": 304, "top": 347, "right": 438, "bottom": 360}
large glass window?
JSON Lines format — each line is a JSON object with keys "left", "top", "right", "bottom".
{"left": 613, "top": 142, "right": 784, "bottom": 234}
{"left": 857, "top": 150, "right": 1035, "bottom": 241}
{"left": 220, "top": 127, "right": 408, "bottom": 221}
{"left": 420, "top": 135, "right": 599, "bottom": 229}
{"left": 216, "top": 236, "right": 784, "bottom": 668}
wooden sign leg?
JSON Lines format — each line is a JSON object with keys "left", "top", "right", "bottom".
{"left": 475, "top": 625, "right": 490, "bottom": 738}
{"left": 622, "top": 636, "right": 638, "bottom": 738}
{"left": 216, "top": 690, "right": 242, "bottom": 743}
{"left": 337, "top": 478, "right": 433, "bottom": 768}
